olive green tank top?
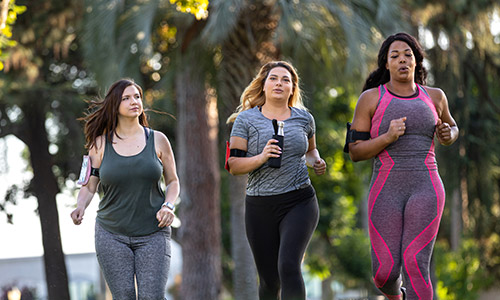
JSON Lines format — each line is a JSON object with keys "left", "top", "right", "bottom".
{"left": 97, "top": 128, "right": 165, "bottom": 236}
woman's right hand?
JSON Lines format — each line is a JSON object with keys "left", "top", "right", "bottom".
{"left": 385, "top": 117, "right": 407, "bottom": 143}
{"left": 259, "top": 139, "right": 282, "bottom": 163}
{"left": 70, "top": 206, "right": 86, "bottom": 225}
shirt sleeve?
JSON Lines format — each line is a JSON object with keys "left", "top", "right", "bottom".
{"left": 230, "top": 113, "right": 248, "bottom": 140}
{"left": 307, "top": 111, "right": 316, "bottom": 139}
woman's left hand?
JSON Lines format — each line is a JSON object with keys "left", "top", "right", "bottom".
{"left": 436, "top": 119, "right": 453, "bottom": 144}
{"left": 156, "top": 207, "right": 175, "bottom": 227}
{"left": 313, "top": 158, "right": 326, "bottom": 175}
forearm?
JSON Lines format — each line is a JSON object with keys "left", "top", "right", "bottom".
{"left": 228, "top": 155, "right": 266, "bottom": 175}
{"left": 163, "top": 179, "right": 180, "bottom": 204}
{"left": 76, "top": 186, "right": 96, "bottom": 209}
{"left": 349, "top": 133, "right": 393, "bottom": 162}
{"left": 305, "top": 149, "right": 320, "bottom": 167}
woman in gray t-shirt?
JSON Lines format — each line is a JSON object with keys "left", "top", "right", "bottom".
{"left": 226, "top": 61, "right": 326, "bottom": 299}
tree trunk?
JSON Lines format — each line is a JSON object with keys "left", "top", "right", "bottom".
{"left": 450, "top": 188, "right": 461, "bottom": 251}
{"left": 228, "top": 175, "right": 258, "bottom": 299}
{"left": 20, "top": 99, "right": 70, "bottom": 300}
{"left": 321, "top": 276, "right": 334, "bottom": 300}
{"left": 218, "top": 2, "right": 280, "bottom": 298}
{"left": 176, "top": 61, "right": 222, "bottom": 300}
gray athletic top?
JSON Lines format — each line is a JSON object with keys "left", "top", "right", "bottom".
{"left": 231, "top": 106, "right": 315, "bottom": 196}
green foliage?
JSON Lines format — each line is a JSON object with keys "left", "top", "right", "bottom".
{"left": 434, "top": 239, "right": 494, "bottom": 300}
{"left": 170, "top": 0, "right": 208, "bottom": 20}
{"left": 0, "top": 0, "right": 26, "bottom": 70}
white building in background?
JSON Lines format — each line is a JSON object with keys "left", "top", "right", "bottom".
{"left": 0, "top": 241, "right": 182, "bottom": 300}
{"left": 0, "top": 253, "right": 102, "bottom": 299}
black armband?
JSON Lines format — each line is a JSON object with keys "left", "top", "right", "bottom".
{"left": 344, "top": 122, "right": 370, "bottom": 153}
{"left": 230, "top": 149, "right": 247, "bottom": 157}
{"left": 90, "top": 167, "right": 100, "bottom": 178}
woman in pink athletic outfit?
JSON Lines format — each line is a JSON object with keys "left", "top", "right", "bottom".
{"left": 347, "top": 33, "right": 459, "bottom": 300}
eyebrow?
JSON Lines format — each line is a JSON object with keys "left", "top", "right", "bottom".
{"left": 390, "top": 48, "right": 412, "bottom": 53}
{"left": 122, "top": 93, "right": 140, "bottom": 98}
{"left": 269, "top": 73, "right": 291, "bottom": 79}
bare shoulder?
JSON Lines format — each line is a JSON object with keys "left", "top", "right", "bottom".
{"left": 154, "top": 130, "right": 173, "bottom": 155}
{"left": 355, "top": 87, "right": 380, "bottom": 115}
{"left": 423, "top": 86, "right": 448, "bottom": 114}
{"left": 423, "top": 86, "right": 446, "bottom": 101}
{"left": 89, "top": 135, "right": 105, "bottom": 167}
{"left": 359, "top": 87, "right": 379, "bottom": 104}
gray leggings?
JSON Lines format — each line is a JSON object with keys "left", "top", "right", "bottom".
{"left": 95, "top": 222, "right": 171, "bottom": 300}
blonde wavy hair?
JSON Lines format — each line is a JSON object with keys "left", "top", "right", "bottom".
{"left": 226, "top": 61, "right": 306, "bottom": 123}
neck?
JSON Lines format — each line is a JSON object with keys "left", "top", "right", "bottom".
{"left": 115, "top": 119, "right": 143, "bottom": 138}
{"left": 261, "top": 101, "right": 291, "bottom": 120}
{"left": 387, "top": 80, "right": 417, "bottom": 96}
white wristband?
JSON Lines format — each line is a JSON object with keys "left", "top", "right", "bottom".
{"left": 162, "top": 202, "right": 175, "bottom": 211}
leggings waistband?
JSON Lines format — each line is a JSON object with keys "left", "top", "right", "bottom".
{"left": 245, "top": 185, "right": 315, "bottom": 206}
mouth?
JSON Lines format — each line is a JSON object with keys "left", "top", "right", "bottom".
{"left": 399, "top": 66, "right": 409, "bottom": 72}
{"left": 273, "top": 89, "right": 284, "bottom": 93}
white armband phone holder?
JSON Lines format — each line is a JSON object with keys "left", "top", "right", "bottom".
{"left": 77, "top": 155, "right": 99, "bottom": 185}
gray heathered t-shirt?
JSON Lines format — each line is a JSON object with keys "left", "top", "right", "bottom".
{"left": 230, "top": 106, "right": 315, "bottom": 196}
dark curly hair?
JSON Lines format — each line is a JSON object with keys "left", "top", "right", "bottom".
{"left": 362, "top": 32, "right": 427, "bottom": 91}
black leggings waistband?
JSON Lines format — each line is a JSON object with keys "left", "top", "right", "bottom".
{"left": 245, "top": 185, "right": 315, "bottom": 206}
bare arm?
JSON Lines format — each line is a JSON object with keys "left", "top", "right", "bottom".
{"left": 227, "top": 136, "right": 281, "bottom": 175}
{"left": 155, "top": 131, "right": 180, "bottom": 228}
{"left": 305, "top": 134, "right": 326, "bottom": 175}
{"left": 348, "top": 89, "right": 407, "bottom": 162}
{"left": 427, "top": 87, "right": 459, "bottom": 146}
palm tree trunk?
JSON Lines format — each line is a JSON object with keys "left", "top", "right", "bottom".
{"left": 176, "top": 57, "right": 222, "bottom": 300}
{"left": 218, "top": 1, "right": 280, "bottom": 298}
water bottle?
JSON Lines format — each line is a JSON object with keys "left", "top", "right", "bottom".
{"left": 268, "top": 119, "right": 284, "bottom": 168}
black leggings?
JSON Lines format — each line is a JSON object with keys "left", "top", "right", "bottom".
{"left": 245, "top": 186, "right": 319, "bottom": 300}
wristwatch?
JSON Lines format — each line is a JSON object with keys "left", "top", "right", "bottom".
{"left": 162, "top": 202, "right": 175, "bottom": 211}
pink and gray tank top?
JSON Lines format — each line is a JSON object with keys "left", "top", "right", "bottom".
{"left": 370, "top": 84, "right": 438, "bottom": 171}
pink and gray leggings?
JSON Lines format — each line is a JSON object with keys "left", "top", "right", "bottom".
{"left": 368, "top": 168, "right": 445, "bottom": 300}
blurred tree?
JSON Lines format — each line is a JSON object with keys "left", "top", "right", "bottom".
{"left": 0, "top": 1, "right": 94, "bottom": 299}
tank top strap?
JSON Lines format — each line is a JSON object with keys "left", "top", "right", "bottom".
{"left": 144, "top": 127, "right": 156, "bottom": 154}
{"left": 417, "top": 84, "right": 430, "bottom": 97}
{"left": 377, "top": 84, "right": 388, "bottom": 106}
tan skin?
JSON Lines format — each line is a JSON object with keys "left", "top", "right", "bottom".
{"left": 349, "top": 40, "right": 459, "bottom": 162}
{"left": 228, "top": 67, "right": 327, "bottom": 176}
{"left": 71, "top": 85, "right": 180, "bottom": 228}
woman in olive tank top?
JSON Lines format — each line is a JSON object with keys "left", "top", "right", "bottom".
{"left": 71, "top": 79, "right": 180, "bottom": 299}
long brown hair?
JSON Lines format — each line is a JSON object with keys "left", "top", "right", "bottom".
{"left": 226, "top": 61, "right": 306, "bottom": 123}
{"left": 362, "top": 32, "right": 428, "bottom": 91}
{"left": 81, "top": 78, "right": 149, "bottom": 149}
